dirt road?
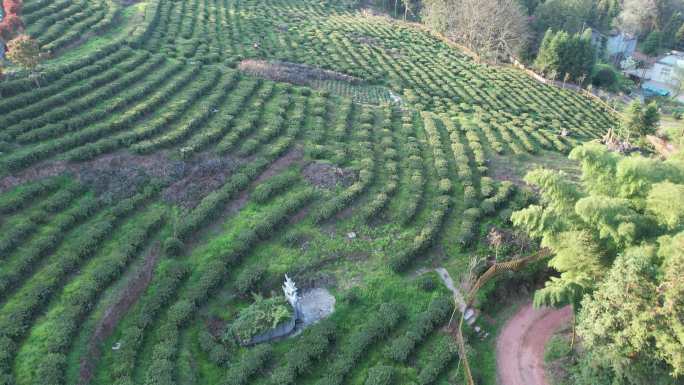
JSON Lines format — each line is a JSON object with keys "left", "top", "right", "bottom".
{"left": 496, "top": 303, "right": 572, "bottom": 385}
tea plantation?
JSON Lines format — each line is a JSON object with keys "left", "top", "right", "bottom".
{"left": 0, "top": 1, "right": 616, "bottom": 384}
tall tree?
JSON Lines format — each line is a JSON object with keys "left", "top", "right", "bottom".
{"left": 6, "top": 35, "right": 43, "bottom": 86}
{"left": 621, "top": 101, "right": 660, "bottom": 140}
{"left": 512, "top": 142, "right": 684, "bottom": 383}
{"left": 534, "top": 29, "right": 595, "bottom": 82}
{"left": 421, "top": 0, "right": 530, "bottom": 62}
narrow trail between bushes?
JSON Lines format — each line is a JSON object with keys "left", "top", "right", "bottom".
{"left": 496, "top": 303, "right": 572, "bottom": 385}
{"left": 78, "top": 243, "right": 161, "bottom": 384}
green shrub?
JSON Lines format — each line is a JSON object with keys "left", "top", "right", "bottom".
{"left": 163, "top": 237, "right": 184, "bottom": 256}
{"left": 228, "top": 295, "right": 293, "bottom": 343}
{"left": 365, "top": 365, "right": 395, "bottom": 385}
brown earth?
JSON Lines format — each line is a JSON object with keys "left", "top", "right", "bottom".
{"left": 238, "top": 59, "right": 361, "bottom": 86}
{"left": 302, "top": 161, "right": 355, "bottom": 190}
{"left": 497, "top": 303, "right": 573, "bottom": 385}
{"left": 0, "top": 151, "right": 242, "bottom": 207}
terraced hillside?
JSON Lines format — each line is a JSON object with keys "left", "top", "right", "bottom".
{"left": 0, "top": 1, "right": 616, "bottom": 385}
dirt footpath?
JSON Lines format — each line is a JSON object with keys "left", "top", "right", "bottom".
{"left": 496, "top": 303, "right": 572, "bottom": 385}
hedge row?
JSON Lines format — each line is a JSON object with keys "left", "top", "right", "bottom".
{"left": 480, "top": 181, "right": 515, "bottom": 216}
{"left": 0, "top": 176, "right": 63, "bottom": 214}
{"left": 179, "top": 79, "right": 261, "bottom": 157}
{"left": 0, "top": 42, "right": 127, "bottom": 98}
{"left": 223, "top": 345, "right": 273, "bottom": 385}
{"left": 17, "top": 209, "right": 165, "bottom": 385}
{"left": 416, "top": 339, "right": 458, "bottom": 385}
{"left": 102, "top": 261, "right": 189, "bottom": 385}
{"left": 363, "top": 111, "right": 399, "bottom": 221}
{"left": 198, "top": 328, "right": 232, "bottom": 367}
{"left": 364, "top": 365, "right": 395, "bottom": 385}
{"left": 456, "top": 207, "right": 483, "bottom": 246}
{"left": 0, "top": 47, "right": 135, "bottom": 117}
{"left": 0, "top": 65, "right": 203, "bottom": 171}
{"left": 384, "top": 296, "right": 453, "bottom": 362}
{"left": 0, "top": 195, "right": 102, "bottom": 296}
{"left": 252, "top": 171, "right": 300, "bottom": 204}
{"left": 0, "top": 182, "right": 83, "bottom": 257}
{"left": 176, "top": 121, "right": 304, "bottom": 241}
{"left": 42, "top": 1, "right": 118, "bottom": 53}
{"left": 143, "top": 189, "right": 315, "bottom": 385}
{"left": 313, "top": 107, "right": 376, "bottom": 223}
{"left": 0, "top": 187, "right": 157, "bottom": 382}
{"left": 132, "top": 71, "right": 239, "bottom": 153}
{"left": 215, "top": 82, "right": 277, "bottom": 153}
{"left": 238, "top": 87, "right": 296, "bottom": 156}
{"left": 64, "top": 65, "right": 200, "bottom": 161}
{"left": 398, "top": 119, "right": 426, "bottom": 225}
{"left": 17, "top": 57, "right": 180, "bottom": 144}
{"left": 314, "top": 303, "right": 402, "bottom": 385}
{"left": 268, "top": 319, "right": 337, "bottom": 385}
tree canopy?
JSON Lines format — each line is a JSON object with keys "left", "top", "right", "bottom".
{"left": 534, "top": 28, "right": 595, "bottom": 82}
{"left": 511, "top": 142, "right": 684, "bottom": 382}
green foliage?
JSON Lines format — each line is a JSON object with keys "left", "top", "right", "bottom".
{"left": 513, "top": 142, "right": 684, "bottom": 381}
{"left": 621, "top": 101, "right": 660, "bottom": 140}
{"left": 643, "top": 31, "right": 664, "bottom": 56}
{"left": 364, "top": 365, "right": 395, "bottom": 385}
{"left": 592, "top": 64, "right": 619, "bottom": 90}
{"left": 223, "top": 345, "right": 273, "bottom": 385}
{"left": 544, "top": 335, "right": 572, "bottom": 363}
{"left": 535, "top": 29, "right": 595, "bottom": 82}
{"left": 416, "top": 338, "right": 458, "bottom": 385}
{"left": 229, "top": 295, "right": 293, "bottom": 343}
{"left": 384, "top": 296, "right": 452, "bottom": 362}
{"left": 268, "top": 320, "right": 337, "bottom": 385}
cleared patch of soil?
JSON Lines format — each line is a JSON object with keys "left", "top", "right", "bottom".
{"left": 496, "top": 303, "right": 573, "bottom": 385}
{"left": 78, "top": 243, "right": 161, "bottom": 385}
{"left": 302, "top": 161, "right": 355, "bottom": 190}
{"left": 0, "top": 151, "right": 243, "bottom": 207}
{"left": 238, "top": 59, "right": 362, "bottom": 87}
{"left": 298, "top": 288, "right": 335, "bottom": 326}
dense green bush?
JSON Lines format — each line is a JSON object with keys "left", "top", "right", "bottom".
{"left": 416, "top": 339, "right": 458, "bottom": 385}
{"left": 364, "top": 365, "right": 395, "bottom": 385}
{"left": 384, "top": 296, "right": 452, "bottom": 362}
{"left": 223, "top": 345, "right": 273, "bottom": 385}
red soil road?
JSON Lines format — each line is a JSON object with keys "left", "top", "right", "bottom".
{"left": 496, "top": 303, "right": 572, "bottom": 385}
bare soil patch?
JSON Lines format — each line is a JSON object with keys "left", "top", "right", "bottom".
{"left": 302, "top": 161, "right": 355, "bottom": 190}
{"left": 238, "top": 59, "right": 362, "bottom": 86}
{"left": 496, "top": 303, "right": 572, "bottom": 385}
{"left": 0, "top": 151, "right": 243, "bottom": 207}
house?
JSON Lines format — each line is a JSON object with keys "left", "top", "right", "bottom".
{"left": 625, "top": 51, "right": 684, "bottom": 102}
{"left": 591, "top": 30, "right": 638, "bottom": 65}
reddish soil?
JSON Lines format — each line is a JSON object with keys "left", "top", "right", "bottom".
{"left": 78, "top": 243, "right": 161, "bottom": 385}
{"left": 496, "top": 303, "right": 572, "bottom": 385}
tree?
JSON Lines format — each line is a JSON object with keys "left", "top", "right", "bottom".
{"left": 534, "top": 29, "right": 595, "bottom": 82}
{"left": 592, "top": 63, "right": 619, "bottom": 90}
{"left": 421, "top": 0, "right": 530, "bottom": 63}
{"left": 6, "top": 35, "right": 42, "bottom": 85}
{"left": 532, "top": 0, "right": 595, "bottom": 35}
{"left": 617, "top": 0, "right": 684, "bottom": 40}
{"left": 617, "top": 0, "right": 659, "bottom": 37}
{"left": 642, "top": 102, "right": 660, "bottom": 136}
{"left": 643, "top": 30, "right": 664, "bottom": 56}
{"left": 511, "top": 142, "right": 684, "bottom": 383}
{"left": 620, "top": 101, "right": 659, "bottom": 140}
